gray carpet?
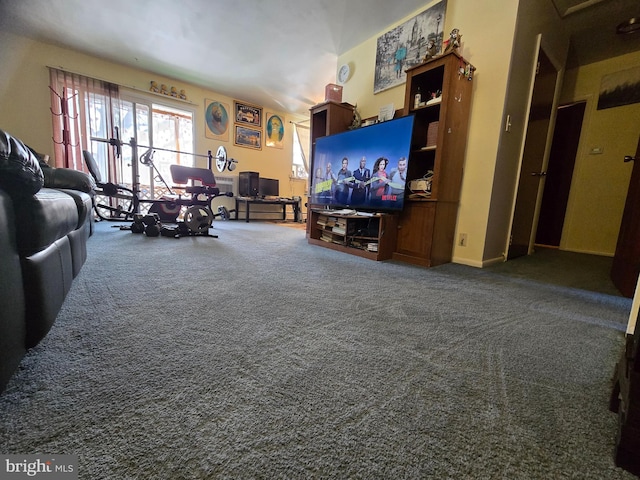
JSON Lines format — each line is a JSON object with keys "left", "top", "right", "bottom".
{"left": 0, "top": 220, "right": 635, "bottom": 479}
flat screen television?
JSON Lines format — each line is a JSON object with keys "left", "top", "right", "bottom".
{"left": 310, "top": 115, "right": 415, "bottom": 212}
{"left": 259, "top": 177, "right": 279, "bottom": 197}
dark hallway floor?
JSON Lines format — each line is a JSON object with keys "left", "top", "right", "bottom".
{"left": 487, "top": 247, "right": 626, "bottom": 298}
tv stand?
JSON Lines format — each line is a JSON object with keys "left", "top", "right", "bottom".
{"left": 308, "top": 209, "right": 397, "bottom": 260}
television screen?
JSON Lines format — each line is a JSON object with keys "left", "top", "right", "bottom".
{"left": 310, "top": 115, "right": 415, "bottom": 212}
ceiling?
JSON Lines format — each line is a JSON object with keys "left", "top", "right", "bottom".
{"left": 0, "top": 0, "right": 639, "bottom": 116}
{"left": 551, "top": 0, "right": 640, "bottom": 67}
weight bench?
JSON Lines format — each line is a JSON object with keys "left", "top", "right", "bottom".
{"left": 144, "top": 164, "right": 231, "bottom": 237}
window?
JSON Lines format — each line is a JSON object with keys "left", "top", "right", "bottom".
{"left": 49, "top": 68, "right": 195, "bottom": 215}
{"left": 118, "top": 97, "right": 194, "bottom": 202}
{"left": 292, "top": 123, "right": 309, "bottom": 179}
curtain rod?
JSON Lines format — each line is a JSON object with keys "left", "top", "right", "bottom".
{"left": 47, "top": 65, "right": 199, "bottom": 106}
{"left": 289, "top": 120, "right": 310, "bottom": 129}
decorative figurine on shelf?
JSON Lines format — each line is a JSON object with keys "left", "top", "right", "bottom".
{"left": 443, "top": 28, "right": 462, "bottom": 54}
{"left": 426, "top": 89, "right": 443, "bottom": 105}
{"left": 170, "top": 86, "right": 178, "bottom": 97}
{"left": 466, "top": 65, "right": 476, "bottom": 81}
{"left": 179, "top": 89, "right": 187, "bottom": 100}
{"left": 160, "top": 84, "right": 169, "bottom": 95}
{"left": 349, "top": 105, "right": 362, "bottom": 130}
{"left": 150, "top": 81, "right": 160, "bottom": 93}
{"left": 423, "top": 39, "right": 438, "bottom": 61}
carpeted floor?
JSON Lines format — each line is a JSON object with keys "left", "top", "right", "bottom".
{"left": 0, "top": 220, "right": 635, "bottom": 479}
{"left": 488, "top": 245, "right": 624, "bottom": 297}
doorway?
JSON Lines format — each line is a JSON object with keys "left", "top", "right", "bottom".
{"left": 535, "top": 101, "right": 585, "bottom": 247}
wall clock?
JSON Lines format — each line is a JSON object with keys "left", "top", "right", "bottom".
{"left": 338, "top": 64, "right": 351, "bottom": 84}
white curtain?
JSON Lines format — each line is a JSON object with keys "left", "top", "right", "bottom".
{"left": 293, "top": 123, "right": 310, "bottom": 174}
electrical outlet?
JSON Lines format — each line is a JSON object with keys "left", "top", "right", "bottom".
{"left": 459, "top": 233, "right": 467, "bottom": 247}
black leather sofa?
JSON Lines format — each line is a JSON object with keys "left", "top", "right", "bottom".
{"left": 0, "top": 129, "right": 95, "bottom": 393}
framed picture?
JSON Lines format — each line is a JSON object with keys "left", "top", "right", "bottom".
{"left": 234, "top": 101, "right": 262, "bottom": 128}
{"left": 265, "top": 112, "right": 284, "bottom": 149}
{"left": 374, "top": 0, "right": 447, "bottom": 94}
{"left": 204, "top": 99, "right": 230, "bottom": 141}
{"left": 234, "top": 125, "right": 262, "bottom": 150}
{"left": 597, "top": 66, "right": 640, "bottom": 110}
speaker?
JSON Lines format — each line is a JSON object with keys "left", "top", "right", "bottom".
{"left": 239, "top": 171, "right": 259, "bottom": 197}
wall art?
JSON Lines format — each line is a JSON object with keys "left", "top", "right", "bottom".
{"left": 235, "top": 125, "right": 262, "bottom": 150}
{"left": 204, "top": 99, "right": 230, "bottom": 141}
{"left": 374, "top": 0, "right": 447, "bottom": 94}
{"left": 265, "top": 112, "right": 285, "bottom": 149}
{"left": 234, "top": 101, "right": 262, "bottom": 128}
{"left": 597, "top": 66, "right": 640, "bottom": 110}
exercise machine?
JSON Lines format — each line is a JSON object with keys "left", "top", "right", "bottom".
{"left": 87, "top": 128, "right": 238, "bottom": 236}
{"left": 84, "top": 149, "right": 138, "bottom": 221}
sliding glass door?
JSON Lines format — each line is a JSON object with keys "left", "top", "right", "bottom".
{"left": 118, "top": 94, "right": 194, "bottom": 207}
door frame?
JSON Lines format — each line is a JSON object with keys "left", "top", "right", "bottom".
{"left": 505, "top": 35, "right": 565, "bottom": 258}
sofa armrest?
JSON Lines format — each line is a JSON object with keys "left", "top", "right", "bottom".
{"left": 0, "top": 129, "right": 44, "bottom": 196}
{"left": 43, "top": 168, "right": 96, "bottom": 193}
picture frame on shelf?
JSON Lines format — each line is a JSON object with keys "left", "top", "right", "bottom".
{"left": 265, "top": 112, "right": 284, "bottom": 149}
{"left": 234, "top": 101, "right": 262, "bottom": 127}
{"left": 234, "top": 125, "right": 262, "bottom": 150}
{"left": 204, "top": 99, "right": 230, "bottom": 141}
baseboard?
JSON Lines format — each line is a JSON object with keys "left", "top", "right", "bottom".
{"left": 556, "top": 247, "right": 614, "bottom": 257}
{"left": 451, "top": 254, "right": 505, "bottom": 269}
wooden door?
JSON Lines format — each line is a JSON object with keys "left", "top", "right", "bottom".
{"left": 508, "top": 48, "right": 558, "bottom": 259}
{"left": 611, "top": 136, "right": 640, "bottom": 298}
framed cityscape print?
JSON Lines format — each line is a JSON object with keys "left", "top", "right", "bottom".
{"left": 265, "top": 112, "right": 284, "bottom": 149}
{"left": 234, "top": 101, "right": 262, "bottom": 128}
{"left": 374, "top": 0, "right": 447, "bottom": 94}
{"left": 204, "top": 99, "right": 230, "bottom": 141}
{"left": 234, "top": 125, "right": 262, "bottom": 150}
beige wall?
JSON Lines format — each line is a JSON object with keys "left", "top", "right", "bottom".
{"left": 481, "top": 0, "right": 569, "bottom": 264}
{"left": 0, "top": 30, "right": 308, "bottom": 203}
{"left": 560, "top": 51, "right": 640, "bottom": 256}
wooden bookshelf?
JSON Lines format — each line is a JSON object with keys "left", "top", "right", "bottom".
{"left": 393, "top": 51, "right": 475, "bottom": 267}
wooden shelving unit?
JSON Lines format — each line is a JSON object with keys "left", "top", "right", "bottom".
{"left": 310, "top": 101, "right": 355, "bottom": 143}
{"left": 308, "top": 209, "right": 397, "bottom": 261}
{"left": 393, "top": 51, "right": 475, "bottom": 267}
{"left": 306, "top": 101, "right": 355, "bottom": 236}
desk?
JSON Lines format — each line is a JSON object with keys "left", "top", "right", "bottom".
{"left": 235, "top": 197, "right": 301, "bottom": 223}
